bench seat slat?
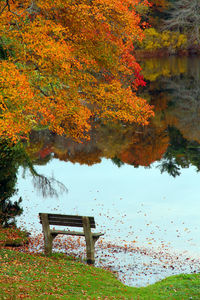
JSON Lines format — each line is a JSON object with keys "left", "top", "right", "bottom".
{"left": 50, "top": 230, "right": 85, "bottom": 236}
{"left": 48, "top": 216, "right": 93, "bottom": 221}
{"left": 39, "top": 219, "right": 95, "bottom": 224}
{"left": 48, "top": 218, "right": 95, "bottom": 224}
{"left": 48, "top": 219, "right": 95, "bottom": 225}
{"left": 39, "top": 213, "right": 96, "bottom": 228}
{"left": 42, "top": 213, "right": 94, "bottom": 220}
{"left": 50, "top": 230, "right": 104, "bottom": 237}
{"left": 48, "top": 220, "right": 95, "bottom": 227}
{"left": 40, "top": 220, "right": 96, "bottom": 228}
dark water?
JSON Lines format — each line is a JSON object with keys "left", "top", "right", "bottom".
{"left": 2, "top": 56, "right": 200, "bottom": 286}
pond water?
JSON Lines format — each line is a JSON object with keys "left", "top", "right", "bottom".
{"left": 10, "top": 56, "right": 200, "bottom": 286}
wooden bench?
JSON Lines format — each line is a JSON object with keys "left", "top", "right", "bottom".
{"left": 39, "top": 213, "right": 104, "bottom": 264}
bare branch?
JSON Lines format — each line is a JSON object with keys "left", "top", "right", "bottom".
{"left": 164, "top": 0, "right": 200, "bottom": 43}
{"left": 32, "top": 174, "right": 68, "bottom": 198}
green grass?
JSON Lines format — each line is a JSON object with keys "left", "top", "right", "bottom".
{"left": 0, "top": 248, "right": 200, "bottom": 299}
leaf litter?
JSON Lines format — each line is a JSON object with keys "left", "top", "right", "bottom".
{"left": 17, "top": 232, "right": 200, "bottom": 288}
{"left": 15, "top": 194, "right": 200, "bottom": 287}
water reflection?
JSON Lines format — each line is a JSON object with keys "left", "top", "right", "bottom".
{"left": 12, "top": 56, "right": 200, "bottom": 286}
{"left": 2, "top": 57, "right": 200, "bottom": 232}
{"left": 24, "top": 56, "right": 200, "bottom": 177}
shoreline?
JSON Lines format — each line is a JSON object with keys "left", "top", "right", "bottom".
{"left": 134, "top": 49, "right": 200, "bottom": 59}
{"left": 22, "top": 233, "right": 200, "bottom": 287}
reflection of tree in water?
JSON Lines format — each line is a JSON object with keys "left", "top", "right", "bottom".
{"left": 164, "top": 75, "right": 200, "bottom": 143}
{"left": 117, "top": 124, "right": 169, "bottom": 167}
{"left": 111, "top": 64, "right": 200, "bottom": 174}
{"left": 26, "top": 120, "right": 169, "bottom": 169}
{"left": 24, "top": 118, "right": 200, "bottom": 178}
{"left": 145, "top": 58, "right": 200, "bottom": 177}
{"left": 111, "top": 157, "right": 125, "bottom": 168}
{"left": 140, "top": 56, "right": 188, "bottom": 82}
{"left": 23, "top": 57, "right": 200, "bottom": 177}
{"left": 158, "top": 127, "right": 200, "bottom": 177}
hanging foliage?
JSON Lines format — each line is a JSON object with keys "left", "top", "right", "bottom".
{"left": 0, "top": 0, "right": 154, "bottom": 142}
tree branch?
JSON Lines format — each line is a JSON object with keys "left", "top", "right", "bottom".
{"left": 0, "top": 0, "right": 10, "bottom": 15}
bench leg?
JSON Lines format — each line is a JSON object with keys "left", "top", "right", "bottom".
{"left": 82, "top": 217, "right": 96, "bottom": 264}
{"left": 85, "top": 238, "right": 95, "bottom": 264}
{"left": 41, "top": 213, "right": 53, "bottom": 256}
{"left": 87, "top": 237, "right": 100, "bottom": 264}
{"left": 44, "top": 235, "right": 53, "bottom": 256}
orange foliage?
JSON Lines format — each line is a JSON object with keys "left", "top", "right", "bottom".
{"left": 150, "top": 0, "right": 169, "bottom": 12}
{"left": 119, "top": 125, "right": 169, "bottom": 166}
{"left": 147, "top": 0, "right": 169, "bottom": 27}
{"left": 54, "top": 149, "right": 103, "bottom": 166}
{"left": 0, "top": 0, "right": 153, "bottom": 142}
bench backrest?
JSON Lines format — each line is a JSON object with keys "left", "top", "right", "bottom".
{"left": 39, "top": 213, "right": 96, "bottom": 228}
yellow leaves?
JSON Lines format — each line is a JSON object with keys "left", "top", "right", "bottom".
{"left": 18, "top": 18, "right": 73, "bottom": 75}
{"left": 0, "top": 62, "right": 37, "bottom": 141}
{"left": 0, "top": 60, "right": 92, "bottom": 142}
{"left": 176, "top": 34, "right": 187, "bottom": 49}
{"left": 138, "top": 28, "right": 188, "bottom": 51}
{"left": 87, "top": 80, "right": 154, "bottom": 125}
{"left": 0, "top": 0, "right": 153, "bottom": 142}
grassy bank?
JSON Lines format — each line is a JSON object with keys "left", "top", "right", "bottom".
{"left": 0, "top": 248, "right": 200, "bottom": 299}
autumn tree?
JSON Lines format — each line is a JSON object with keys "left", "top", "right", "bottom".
{"left": 0, "top": 0, "right": 154, "bottom": 143}
{"left": 137, "top": 0, "right": 169, "bottom": 28}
